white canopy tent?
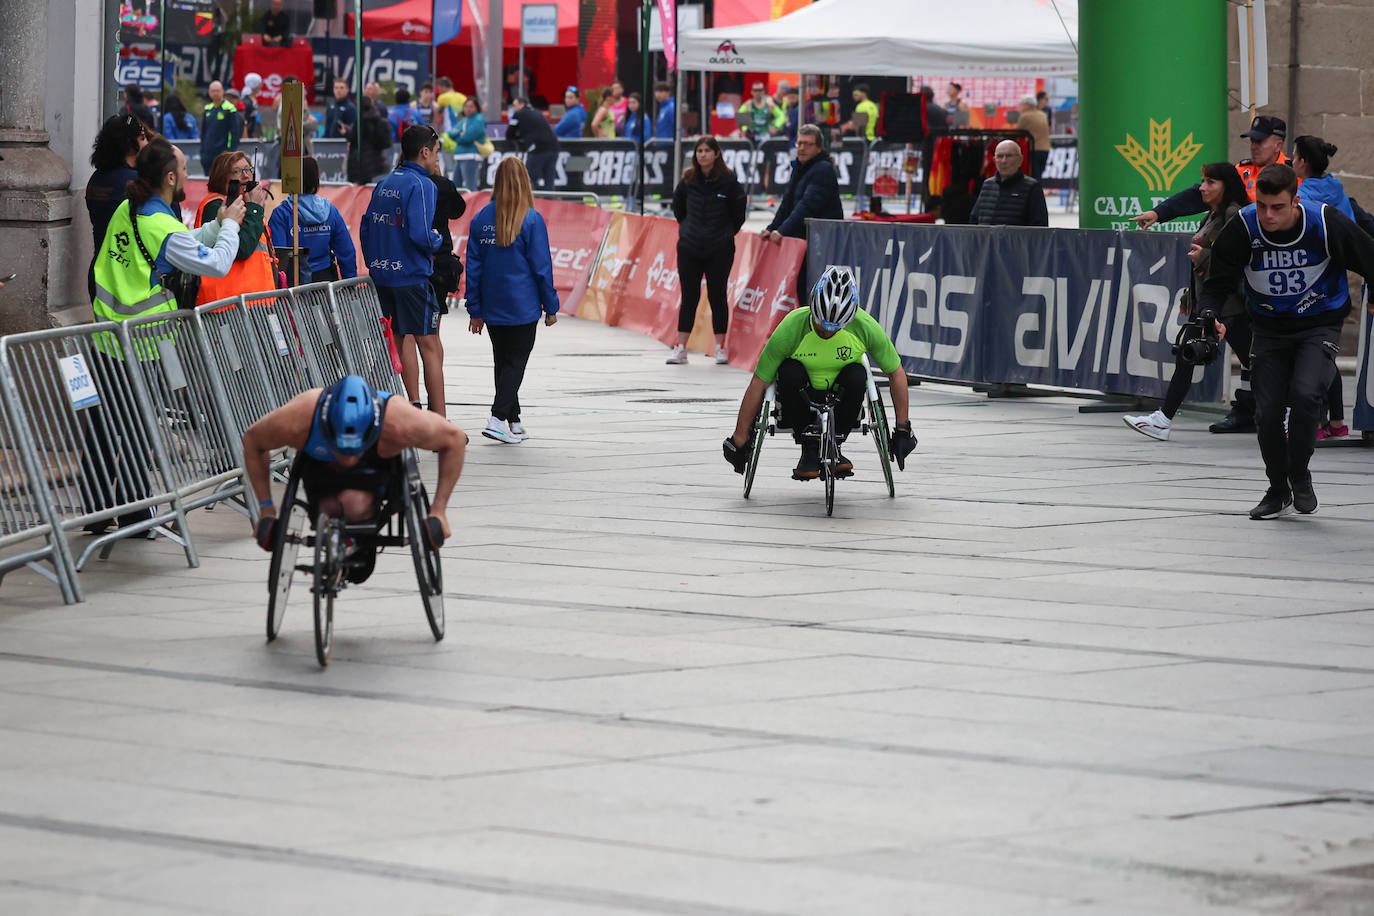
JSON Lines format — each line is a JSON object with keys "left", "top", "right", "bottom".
{"left": 678, "top": 0, "right": 1078, "bottom": 77}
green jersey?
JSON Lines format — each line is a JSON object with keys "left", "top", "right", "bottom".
{"left": 754, "top": 307, "right": 901, "bottom": 390}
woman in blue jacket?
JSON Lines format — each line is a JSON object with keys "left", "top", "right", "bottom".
{"left": 162, "top": 95, "right": 199, "bottom": 140}
{"left": 266, "top": 157, "right": 357, "bottom": 283}
{"left": 1292, "top": 135, "right": 1354, "bottom": 440}
{"left": 463, "top": 157, "right": 559, "bottom": 444}
{"left": 448, "top": 96, "right": 486, "bottom": 190}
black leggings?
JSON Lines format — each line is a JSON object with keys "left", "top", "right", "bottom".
{"left": 676, "top": 244, "right": 734, "bottom": 335}
{"left": 487, "top": 320, "right": 538, "bottom": 422}
{"left": 1251, "top": 325, "right": 1341, "bottom": 490}
{"left": 1161, "top": 313, "right": 1253, "bottom": 419}
{"left": 776, "top": 359, "right": 866, "bottom": 441}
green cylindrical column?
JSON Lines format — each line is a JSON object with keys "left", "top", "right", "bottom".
{"left": 1079, "top": 0, "right": 1228, "bottom": 232}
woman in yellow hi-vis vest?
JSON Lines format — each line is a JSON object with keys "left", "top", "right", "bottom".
{"left": 87, "top": 138, "right": 243, "bottom": 536}
{"left": 194, "top": 150, "right": 278, "bottom": 306}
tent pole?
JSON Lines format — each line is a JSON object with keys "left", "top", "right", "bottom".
{"left": 639, "top": 1, "right": 649, "bottom": 215}
{"left": 673, "top": 2, "right": 682, "bottom": 179}
{"left": 485, "top": 0, "right": 502, "bottom": 123}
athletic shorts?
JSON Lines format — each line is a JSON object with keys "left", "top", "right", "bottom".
{"left": 377, "top": 283, "right": 440, "bottom": 338}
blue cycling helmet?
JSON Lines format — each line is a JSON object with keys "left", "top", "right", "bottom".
{"left": 317, "top": 376, "right": 384, "bottom": 456}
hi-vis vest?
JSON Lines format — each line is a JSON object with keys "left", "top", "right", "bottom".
{"left": 1236, "top": 152, "right": 1299, "bottom": 201}
{"left": 194, "top": 193, "right": 277, "bottom": 305}
{"left": 92, "top": 199, "right": 182, "bottom": 359}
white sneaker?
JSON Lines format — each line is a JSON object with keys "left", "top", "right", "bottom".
{"left": 509, "top": 421, "right": 530, "bottom": 441}
{"left": 481, "top": 416, "right": 521, "bottom": 444}
{"left": 665, "top": 345, "right": 688, "bottom": 365}
{"left": 1123, "top": 410, "right": 1171, "bottom": 441}
{"left": 714, "top": 346, "right": 729, "bottom": 365}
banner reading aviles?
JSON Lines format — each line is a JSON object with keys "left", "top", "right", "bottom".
{"left": 808, "top": 219, "right": 1224, "bottom": 401}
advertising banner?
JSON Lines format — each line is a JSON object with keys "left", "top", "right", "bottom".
{"left": 232, "top": 40, "right": 316, "bottom": 105}
{"left": 310, "top": 37, "right": 431, "bottom": 100}
{"left": 1079, "top": 0, "right": 1226, "bottom": 232}
{"left": 1040, "top": 137, "right": 1078, "bottom": 191}
{"left": 808, "top": 219, "right": 1225, "bottom": 401}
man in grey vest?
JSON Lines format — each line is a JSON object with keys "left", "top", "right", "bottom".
{"left": 970, "top": 140, "right": 1048, "bottom": 227}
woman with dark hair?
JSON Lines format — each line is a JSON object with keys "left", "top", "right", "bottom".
{"left": 1292, "top": 135, "right": 1354, "bottom": 439}
{"left": 84, "top": 114, "right": 149, "bottom": 301}
{"left": 666, "top": 135, "right": 747, "bottom": 365}
{"left": 1125, "top": 162, "right": 1252, "bottom": 441}
{"left": 463, "top": 157, "right": 559, "bottom": 444}
{"left": 193, "top": 150, "right": 275, "bottom": 304}
{"left": 267, "top": 156, "right": 356, "bottom": 284}
{"left": 619, "top": 92, "right": 651, "bottom": 144}
{"left": 161, "top": 95, "right": 199, "bottom": 141}
{"left": 448, "top": 95, "right": 486, "bottom": 190}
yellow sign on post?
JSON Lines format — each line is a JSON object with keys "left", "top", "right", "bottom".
{"left": 279, "top": 80, "right": 304, "bottom": 285}
{"left": 280, "top": 81, "right": 304, "bottom": 194}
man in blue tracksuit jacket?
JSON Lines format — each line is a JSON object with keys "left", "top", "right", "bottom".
{"left": 360, "top": 125, "right": 446, "bottom": 414}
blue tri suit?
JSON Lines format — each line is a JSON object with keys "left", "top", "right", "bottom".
{"left": 301, "top": 388, "right": 397, "bottom": 519}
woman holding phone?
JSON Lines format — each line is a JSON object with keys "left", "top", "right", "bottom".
{"left": 194, "top": 151, "right": 277, "bottom": 304}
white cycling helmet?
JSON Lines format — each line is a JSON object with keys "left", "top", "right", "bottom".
{"left": 810, "top": 265, "right": 859, "bottom": 333}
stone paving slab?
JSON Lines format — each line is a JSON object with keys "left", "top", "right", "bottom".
{"left": 2, "top": 314, "right": 1374, "bottom": 914}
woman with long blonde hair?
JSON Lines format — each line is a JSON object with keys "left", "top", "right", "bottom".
{"left": 462, "top": 156, "right": 560, "bottom": 444}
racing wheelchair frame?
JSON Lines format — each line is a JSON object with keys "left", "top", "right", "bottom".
{"left": 265, "top": 448, "right": 444, "bottom": 666}
{"left": 742, "top": 358, "right": 895, "bottom": 516}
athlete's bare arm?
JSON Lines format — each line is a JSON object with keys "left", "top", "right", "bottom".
{"left": 377, "top": 399, "right": 468, "bottom": 539}
{"left": 242, "top": 389, "right": 320, "bottom": 520}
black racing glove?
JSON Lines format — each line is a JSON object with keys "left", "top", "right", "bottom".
{"left": 890, "top": 422, "right": 917, "bottom": 471}
{"left": 722, "top": 436, "right": 753, "bottom": 475}
{"left": 254, "top": 516, "right": 278, "bottom": 552}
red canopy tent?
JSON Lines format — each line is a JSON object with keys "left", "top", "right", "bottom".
{"left": 346, "top": 0, "right": 579, "bottom": 47}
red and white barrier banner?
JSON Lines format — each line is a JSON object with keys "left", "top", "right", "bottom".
{"left": 580, "top": 211, "right": 804, "bottom": 368}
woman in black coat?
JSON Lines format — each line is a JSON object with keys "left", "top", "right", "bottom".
{"left": 667, "top": 136, "right": 747, "bottom": 365}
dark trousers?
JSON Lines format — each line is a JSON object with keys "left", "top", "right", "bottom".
{"left": 1250, "top": 324, "right": 1341, "bottom": 491}
{"left": 676, "top": 244, "right": 734, "bottom": 335}
{"left": 776, "top": 359, "right": 866, "bottom": 442}
{"left": 1162, "top": 313, "right": 1253, "bottom": 419}
{"left": 1031, "top": 149, "right": 1049, "bottom": 180}
{"left": 526, "top": 150, "right": 558, "bottom": 190}
{"left": 1324, "top": 373, "right": 1344, "bottom": 424}
{"left": 795, "top": 251, "right": 810, "bottom": 310}
{"left": 487, "top": 320, "right": 538, "bottom": 422}
{"left": 79, "top": 352, "right": 152, "bottom": 525}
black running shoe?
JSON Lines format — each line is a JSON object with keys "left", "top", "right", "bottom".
{"left": 1209, "top": 406, "right": 1256, "bottom": 434}
{"left": 1291, "top": 476, "right": 1318, "bottom": 515}
{"left": 793, "top": 441, "right": 821, "bottom": 480}
{"left": 344, "top": 540, "right": 378, "bottom": 584}
{"left": 1249, "top": 488, "right": 1293, "bottom": 520}
{"left": 834, "top": 449, "right": 854, "bottom": 478}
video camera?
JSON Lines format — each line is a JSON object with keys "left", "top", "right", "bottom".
{"left": 1172, "top": 312, "right": 1221, "bottom": 366}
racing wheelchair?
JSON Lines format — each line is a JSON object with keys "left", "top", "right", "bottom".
{"left": 264, "top": 448, "right": 444, "bottom": 666}
{"left": 742, "top": 357, "right": 896, "bottom": 516}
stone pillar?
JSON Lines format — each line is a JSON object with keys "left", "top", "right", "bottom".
{"left": 0, "top": 0, "right": 76, "bottom": 335}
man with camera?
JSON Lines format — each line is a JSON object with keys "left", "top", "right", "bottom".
{"left": 1197, "top": 163, "right": 1374, "bottom": 518}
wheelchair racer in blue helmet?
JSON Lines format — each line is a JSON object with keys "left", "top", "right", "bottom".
{"left": 243, "top": 376, "right": 467, "bottom": 578}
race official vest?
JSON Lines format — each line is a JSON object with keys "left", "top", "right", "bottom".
{"left": 194, "top": 193, "right": 277, "bottom": 305}
{"left": 92, "top": 199, "right": 182, "bottom": 358}
{"left": 1239, "top": 199, "right": 1349, "bottom": 318}
{"left": 1235, "top": 152, "right": 1298, "bottom": 201}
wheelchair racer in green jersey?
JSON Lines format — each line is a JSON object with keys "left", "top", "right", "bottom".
{"left": 723, "top": 266, "right": 917, "bottom": 479}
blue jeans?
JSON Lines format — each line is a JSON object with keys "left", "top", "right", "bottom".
{"left": 454, "top": 157, "right": 480, "bottom": 190}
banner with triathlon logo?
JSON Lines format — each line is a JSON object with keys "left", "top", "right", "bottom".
{"left": 807, "top": 219, "right": 1225, "bottom": 401}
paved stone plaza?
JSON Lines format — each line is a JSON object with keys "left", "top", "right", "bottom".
{"left": 2, "top": 315, "right": 1373, "bottom": 914}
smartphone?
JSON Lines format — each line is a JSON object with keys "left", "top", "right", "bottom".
{"left": 225, "top": 179, "right": 241, "bottom": 206}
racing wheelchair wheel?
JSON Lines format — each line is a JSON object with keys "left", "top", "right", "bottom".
{"left": 312, "top": 513, "right": 344, "bottom": 667}
{"left": 742, "top": 389, "right": 775, "bottom": 499}
{"left": 266, "top": 456, "right": 310, "bottom": 642}
{"left": 869, "top": 392, "right": 896, "bottom": 499}
{"left": 403, "top": 451, "right": 445, "bottom": 641}
{"left": 821, "top": 418, "right": 839, "bottom": 518}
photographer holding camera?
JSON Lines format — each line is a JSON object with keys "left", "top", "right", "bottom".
{"left": 1197, "top": 163, "right": 1374, "bottom": 519}
{"left": 1125, "top": 163, "right": 1251, "bottom": 441}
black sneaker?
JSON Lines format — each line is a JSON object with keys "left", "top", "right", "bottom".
{"left": 1209, "top": 406, "right": 1256, "bottom": 434}
{"left": 1249, "top": 488, "right": 1293, "bottom": 520}
{"left": 344, "top": 542, "right": 378, "bottom": 584}
{"left": 1291, "top": 476, "right": 1318, "bottom": 515}
{"left": 834, "top": 449, "right": 854, "bottom": 478}
{"left": 793, "top": 442, "right": 821, "bottom": 480}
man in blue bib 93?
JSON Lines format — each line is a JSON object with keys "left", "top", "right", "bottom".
{"left": 243, "top": 377, "right": 467, "bottom": 581}
{"left": 723, "top": 266, "right": 917, "bottom": 479}
{"left": 1196, "top": 163, "right": 1374, "bottom": 519}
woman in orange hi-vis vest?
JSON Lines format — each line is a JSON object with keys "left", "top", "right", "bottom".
{"left": 194, "top": 151, "right": 278, "bottom": 305}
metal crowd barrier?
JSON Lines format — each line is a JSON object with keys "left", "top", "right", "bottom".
{"left": 0, "top": 277, "right": 398, "bottom": 604}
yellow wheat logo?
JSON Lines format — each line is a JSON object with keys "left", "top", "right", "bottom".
{"left": 1115, "top": 119, "right": 1203, "bottom": 192}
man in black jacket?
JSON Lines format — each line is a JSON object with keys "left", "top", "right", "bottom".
{"left": 508, "top": 97, "right": 560, "bottom": 190}
{"left": 970, "top": 140, "right": 1048, "bottom": 227}
{"left": 762, "top": 124, "right": 844, "bottom": 304}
